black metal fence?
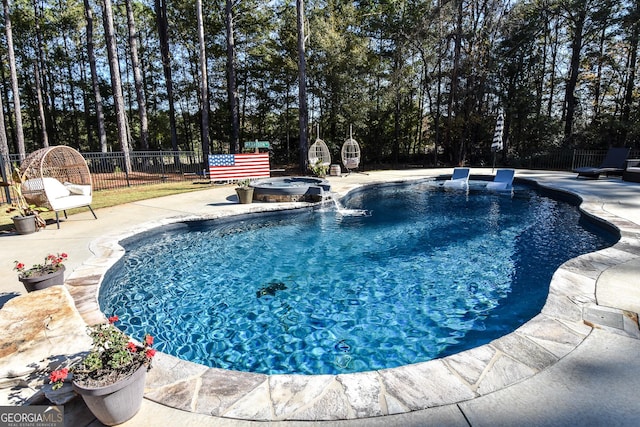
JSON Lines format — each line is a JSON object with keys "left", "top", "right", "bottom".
{"left": 2, "top": 148, "right": 639, "bottom": 206}
{"left": 82, "top": 151, "right": 206, "bottom": 190}
{"left": 517, "top": 149, "right": 640, "bottom": 171}
{"left": 1, "top": 151, "right": 206, "bottom": 205}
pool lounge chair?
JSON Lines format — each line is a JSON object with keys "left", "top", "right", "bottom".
{"left": 574, "top": 147, "right": 630, "bottom": 179}
{"left": 623, "top": 159, "right": 640, "bottom": 183}
{"left": 443, "top": 167, "right": 470, "bottom": 188}
{"left": 486, "top": 169, "right": 515, "bottom": 191}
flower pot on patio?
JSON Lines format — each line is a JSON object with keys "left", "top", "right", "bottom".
{"left": 19, "top": 265, "right": 65, "bottom": 292}
{"left": 48, "top": 317, "right": 155, "bottom": 426}
{"left": 72, "top": 363, "right": 147, "bottom": 426}
{"left": 12, "top": 215, "right": 37, "bottom": 235}
{"left": 235, "top": 186, "right": 254, "bottom": 204}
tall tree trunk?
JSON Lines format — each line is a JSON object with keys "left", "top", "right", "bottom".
{"left": 125, "top": 0, "right": 149, "bottom": 150}
{"left": 80, "top": 56, "right": 93, "bottom": 149}
{"left": 225, "top": 0, "right": 240, "bottom": 153}
{"left": 56, "top": 0, "right": 79, "bottom": 147}
{"left": 393, "top": 53, "right": 401, "bottom": 166}
{"left": 0, "top": 64, "right": 15, "bottom": 149}
{"left": 3, "top": 0, "right": 25, "bottom": 158}
{"left": 433, "top": 3, "right": 443, "bottom": 167}
{"left": 563, "top": 3, "right": 587, "bottom": 147}
{"left": 155, "top": 0, "right": 179, "bottom": 152}
{"left": 33, "top": 61, "right": 48, "bottom": 147}
{"left": 197, "top": 0, "right": 210, "bottom": 165}
{"left": 102, "top": 0, "right": 131, "bottom": 171}
{"left": 285, "top": 92, "right": 290, "bottom": 163}
{"left": 65, "top": 42, "right": 80, "bottom": 148}
{"left": 621, "top": 2, "right": 639, "bottom": 145}
{"left": 32, "top": 0, "right": 52, "bottom": 147}
{"left": 547, "top": 21, "right": 559, "bottom": 118}
{"left": 537, "top": 13, "right": 549, "bottom": 118}
{"left": 84, "top": 0, "right": 108, "bottom": 153}
{"left": 297, "top": 0, "right": 309, "bottom": 172}
{"left": 0, "top": 90, "right": 10, "bottom": 200}
{"left": 446, "top": 0, "right": 464, "bottom": 165}
{"left": 592, "top": 26, "right": 607, "bottom": 120}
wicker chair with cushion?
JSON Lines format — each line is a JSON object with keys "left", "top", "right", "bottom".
{"left": 20, "top": 146, "right": 97, "bottom": 228}
{"left": 308, "top": 138, "right": 331, "bottom": 168}
{"left": 341, "top": 137, "right": 361, "bottom": 174}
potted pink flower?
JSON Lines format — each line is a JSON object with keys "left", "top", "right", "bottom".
{"left": 49, "top": 316, "right": 156, "bottom": 426}
{"left": 14, "top": 252, "right": 68, "bottom": 292}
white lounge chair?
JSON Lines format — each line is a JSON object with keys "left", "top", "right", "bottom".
{"left": 20, "top": 146, "right": 97, "bottom": 228}
{"left": 486, "top": 169, "right": 515, "bottom": 190}
{"left": 443, "top": 167, "right": 470, "bottom": 189}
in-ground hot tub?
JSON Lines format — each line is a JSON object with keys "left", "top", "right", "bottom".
{"left": 250, "top": 176, "right": 331, "bottom": 202}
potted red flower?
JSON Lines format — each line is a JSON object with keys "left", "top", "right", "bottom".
{"left": 14, "top": 252, "right": 68, "bottom": 292}
{"left": 49, "top": 316, "right": 156, "bottom": 426}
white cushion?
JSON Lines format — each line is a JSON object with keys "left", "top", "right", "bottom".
{"left": 64, "top": 182, "right": 91, "bottom": 196}
{"left": 23, "top": 178, "right": 44, "bottom": 191}
{"left": 627, "top": 167, "right": 640, "bottom": 173}
{"left": 486, "top": 181, "right": 510, "bottom": 190}
{"left": 48, "top": 194, "right": 92, "bottom": 211}
{"left": 443, "top": 179, "right": 468, "bottom": 188}
{"left": 344, "top": 158, "right": 359, "bottom": 168}
{"left": 43, "top": 178, "right": 71, "bottom": 199}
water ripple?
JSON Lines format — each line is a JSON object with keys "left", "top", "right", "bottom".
{"left": 99, "top": 184, "right": 617, "bottom": 374}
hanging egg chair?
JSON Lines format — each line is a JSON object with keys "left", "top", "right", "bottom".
{"left": 308, "top": 138, "right": 331, "bottom": 167}
{"left": 341, "top": 127, "right": 361, "bottom": 174}
{"left": 307, "top": 125, "right": 331, "bottom": 177}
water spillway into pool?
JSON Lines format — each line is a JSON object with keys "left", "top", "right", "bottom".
{"left": 100, "top": 181, "right": 617, "bottom": 375}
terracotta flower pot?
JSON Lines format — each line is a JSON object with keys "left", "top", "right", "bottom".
{"left": 18, "top": 265, "right": 65, "bottom": 292}
{"left": 73, "top": 364, "right": 147, "bottom": 426}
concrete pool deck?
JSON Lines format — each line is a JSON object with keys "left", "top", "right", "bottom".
{"left": 1, "top": 168, "right": 640, "bottom": 426}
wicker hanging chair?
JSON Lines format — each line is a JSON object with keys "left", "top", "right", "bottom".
{"left": 341, "top": 127, "right": 361, "bottom": 174}
{"left": 308, "top": 138, "right": 331, "bottom": 167}
{"left": 20, "top": 146, "right": 96, "bottom": 228}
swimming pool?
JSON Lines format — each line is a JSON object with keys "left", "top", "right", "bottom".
{"left": 99, "top": 181, "right": 617, "bottom": 375}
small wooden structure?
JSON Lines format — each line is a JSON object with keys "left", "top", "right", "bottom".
{"left": 20, "top": 146, "right": 96, "bottom": 228}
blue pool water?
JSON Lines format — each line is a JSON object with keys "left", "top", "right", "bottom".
{"left": 100, "top": 181, "right": 617, "bottom": 375}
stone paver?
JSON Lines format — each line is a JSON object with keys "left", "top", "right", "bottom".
{"left": 596, "top": 257, "right": 640, "bottom": 313}
{"left": 459, "top": 329, "right": 640, "bottom": 427}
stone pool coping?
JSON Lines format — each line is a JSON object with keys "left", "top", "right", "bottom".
{"left": 63, "top": 175, "right": 640, "bottom": 422}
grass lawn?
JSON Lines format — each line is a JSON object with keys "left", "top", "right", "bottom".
{"left": 1, "top": 181, "right": 215, "bottom": 232}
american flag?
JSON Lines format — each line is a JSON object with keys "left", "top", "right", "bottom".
{"left": 208, "top": 153, "right": 270, "bottom": 181}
